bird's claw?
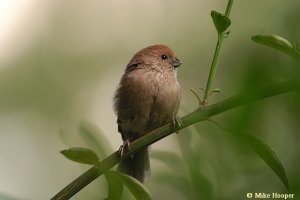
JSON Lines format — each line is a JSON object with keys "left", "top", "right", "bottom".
{"left": 118, "top": 139, "right": 130, "bottom": 160}
{"left": 172, "top": 116, "right": 182, "bottom": 134}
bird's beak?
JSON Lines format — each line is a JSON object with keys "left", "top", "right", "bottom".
{"left": 172, "top": 57, "right": 183, "bottom": 68}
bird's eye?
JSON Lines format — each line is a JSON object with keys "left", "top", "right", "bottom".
{"left": 161, "top": 54, "right": 168, "bottom": 60}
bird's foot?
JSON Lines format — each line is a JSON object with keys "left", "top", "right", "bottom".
{"left": 118, "top": 139, "right": 131, "bottom": 160}
{"left": 172, "top": 116, "right": 182, "bottom": 134}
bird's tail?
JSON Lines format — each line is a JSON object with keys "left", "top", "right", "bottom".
{"left": 117, "top": 147, "right": 150, "bottom": 183}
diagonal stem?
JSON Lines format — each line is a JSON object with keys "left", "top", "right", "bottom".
{"left": 51, "top": 79, "right": 299, "bottom": 200}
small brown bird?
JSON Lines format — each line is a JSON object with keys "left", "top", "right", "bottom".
{"left": 114, "top": 44, "right": 182, "bottom": 182}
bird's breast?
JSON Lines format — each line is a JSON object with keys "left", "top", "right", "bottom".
{"left": 146, "top": 71, "right": 181, "bottom": 129}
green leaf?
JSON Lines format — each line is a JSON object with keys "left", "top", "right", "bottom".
{"left": 211, "top": 10, "right": 231, "bottom": 34}
{"left": 151, "top": 150, "right": 185, "bottom": 173}
{"left": 208, "top": 120, "right": 290, "bottom": 190}
{"left": 60, "top": 147, "right": 100, "bottom": 165}
{"left": 79, "top": 121, "right": 113, "bottom": 158}
{"left": 240, "top": 134, "right": 290, "bottom": 190}
{"left": 106, "top": 171, "right": 152, "bottom": 200}
{"left": 252, "top": 34, "right": 300, "bottom": 60}
{"left": 104, "top": 172, "right": 123, "bottom": 200}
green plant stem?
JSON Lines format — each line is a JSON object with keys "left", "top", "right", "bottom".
{"left": 51, "top": 79, "right": 299, "bottom": 200}
{"left": 202, "top": 38, "right": 223, "bottom": 104}
{"left": 202, "top": 0, "right": 234, "bottom": 104}
{"left": 225, "top": 0, "right": 234, "bottom": 16}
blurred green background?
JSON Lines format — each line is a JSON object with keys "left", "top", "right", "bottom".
{"left": 0, "top": 0, "right": 300, "bottom": 199}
